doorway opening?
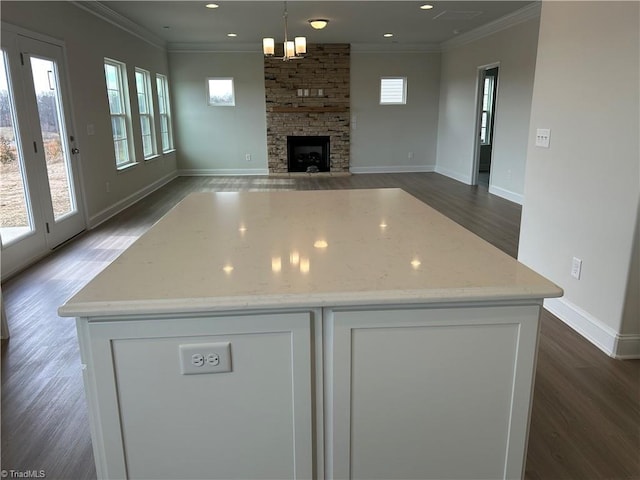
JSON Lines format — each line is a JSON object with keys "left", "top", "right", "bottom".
{"left": 474, "top": 65, "right": 499, "bottom": 187}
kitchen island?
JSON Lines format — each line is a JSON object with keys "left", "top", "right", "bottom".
{"left": 59, "top": 188, "right": 562, "bottom": 480}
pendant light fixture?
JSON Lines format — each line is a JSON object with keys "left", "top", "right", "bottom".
{"left": 263, "top": 1, "right": 306, "bottom": 61}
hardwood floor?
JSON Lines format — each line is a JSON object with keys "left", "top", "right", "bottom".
{"left": 1, "top": 173, "right": 638, "bottom": 479}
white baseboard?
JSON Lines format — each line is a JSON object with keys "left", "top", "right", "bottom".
{"left": 488, "top": 185, "right": 523, "bottom": 205}
{"left": 179, "top": 168, "right": 269, "bottom": 176}
{"left": 544, "top": 297, "right": 640, "bottom": 359}
{"left": 349, "top": 165, "right": 436, "bottom": 174}
{"left": 434, "top": 166, "right": 472, "bottom": 185}
{"left": 615, "top": 333, "right": 640, "bottom": 359}
{"left": 88, "top": 171, "right": 178, "bottom": 228}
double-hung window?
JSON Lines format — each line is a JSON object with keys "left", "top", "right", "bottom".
{"left": 104, "top": 58, "right": 134, "bottom": 168}
{"left": 480, "top": 76, "right": 495, "bottom": 145}
{"left": 156, "top": 74, "right": 174, "bottom": 152}
{"left": 135, "top": 68, "right": 156, "bottom": 159}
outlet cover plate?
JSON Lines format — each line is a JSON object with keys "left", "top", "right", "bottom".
{"left": 179, "top": 342, "right": 232, "bottom": 375}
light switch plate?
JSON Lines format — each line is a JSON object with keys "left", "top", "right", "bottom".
{"left": 535, "top": 128, "right": 551, "bottom": 148}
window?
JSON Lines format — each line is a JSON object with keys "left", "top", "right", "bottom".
{"left": 380, "top": 77, "right": 407, "bottom": 105}
{"left": 156, "top": 74, "right": 174, "bottom": 152}
{"left": 207, "top": 77, "right": 235, "bottom": 106}
{"left": 480, "top": 75, "right": 495, "bottom": 145}
{"left": 135, "top": 68, "right": 156, "bottom": 159}
{"left": 104, "top": 59, "right": 134, "bottom": 168}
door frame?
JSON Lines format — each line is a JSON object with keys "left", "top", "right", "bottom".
{"left": 471, "top": 62, "right": 500, "bottom": 187}
{"left": 1, "top": 22, "right": 87, "bottom": 280}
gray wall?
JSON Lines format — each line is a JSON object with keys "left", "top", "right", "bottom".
{"left": 350, "top": 51, "right": 441, "bottom": 173}
{"left": 1, "top": 1, "right": 178, "bottom": 225}
{"left": 169, "top": 51, "right": 268, "bottom": 174}
{"left": 519, "top": 1, "right": 639, "bottom": 357}
{"left": 170, "top": 49, "right": 441, "bottom": 175}
{"left": 436, "top": 17, "right": 540, "bottom": 203}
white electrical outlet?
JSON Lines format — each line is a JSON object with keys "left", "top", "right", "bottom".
{"left": 535, "top": 128, "right": 551, "bottom": 148}
{"left": 245, "top": 153, "right": 251, "bottom": 162}
{"left": 571, "top": 257, "right": 582, "bottom": 280}
{"left": 179, "top": 342, "right": 232, "bottom": 375}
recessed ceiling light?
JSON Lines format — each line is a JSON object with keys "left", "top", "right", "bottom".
{"left": 227, "top": 33, "right": 237, "bottom": 37}
{"left": 420, "top": 4, "right": 434, "bottom": 10}
{"left": 383, "top": 33, "right": 394, "bottom": 38}
{"left": 205, "top": 3, "right": 219, "bottom": 9}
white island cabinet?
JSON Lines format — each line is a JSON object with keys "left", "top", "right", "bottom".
{"left": 59, "top": 189, "right": 562, "bottom": 480}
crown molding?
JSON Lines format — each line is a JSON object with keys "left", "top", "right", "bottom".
{"left": 351, "top": 43, "right": 441, "bottom": 54}
{"left": 168, "top": 42, "right": 262, "bottom": 54}
{"left": 71, "top": 1, "right": 166, "bottom": 50}
{"left": 168, "top": 42, "right": 442, "bottom": 55}
{"left": 440, "top": 1, "right": 541, "bottom": 52}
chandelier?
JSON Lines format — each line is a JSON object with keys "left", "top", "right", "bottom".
{"left": 262, "top": 1, "right": 306, "bottom": 61}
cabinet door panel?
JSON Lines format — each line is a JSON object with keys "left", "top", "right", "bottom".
{"left": 81, "top": 312, "right": 315, "bottom": 480}
{"left": 326, "top": 305, "right": 540, "bottom": 480}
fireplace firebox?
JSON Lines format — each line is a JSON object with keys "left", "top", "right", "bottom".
{"left": 287, "top": 136, "right": 330, "bottom": 173}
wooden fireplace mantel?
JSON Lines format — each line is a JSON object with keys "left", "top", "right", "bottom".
{"left": 270, "top": 106, "right": 349, "bottom": 113}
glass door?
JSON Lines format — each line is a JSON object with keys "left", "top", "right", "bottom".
{"left": 1, "top": 29, "right": 85, "bottom": 278}
{"left": 0, "top": 49, "right": 34, "bottom": 245}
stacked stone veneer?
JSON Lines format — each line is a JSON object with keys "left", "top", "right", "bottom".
{"left": 265, "top": 43, "right": 350, "bottom": 173}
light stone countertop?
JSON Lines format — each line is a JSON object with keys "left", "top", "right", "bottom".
{"left": 59, "top": 189, "right": 563, "bottom": 318}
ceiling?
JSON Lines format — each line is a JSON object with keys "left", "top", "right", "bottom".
{"left": 93, "top": 1, "right": 537, "bottom": 49}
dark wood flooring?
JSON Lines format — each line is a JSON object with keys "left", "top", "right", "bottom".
{"left": 1, "top": 173, "right": 638, "bottom": 479}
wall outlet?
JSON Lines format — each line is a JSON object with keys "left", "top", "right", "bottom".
{"left": 179, "top": 342, "right": 232, "bottom": 375}
{"left": 408, "top": 152, "right": 414, "bottom": 160}
{"left": 245, "top": 153, "right": 251, "bottom": 162}
{"left": 571, "top": 257, "right": 582, "bottom": 280}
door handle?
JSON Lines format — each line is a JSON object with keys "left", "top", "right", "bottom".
{"left": 71, "top": 147, "right": 80, "bottom": 154}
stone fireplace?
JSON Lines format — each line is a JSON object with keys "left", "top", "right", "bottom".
{"left": 264, "top": 44, "right": 350, "bottom": 174}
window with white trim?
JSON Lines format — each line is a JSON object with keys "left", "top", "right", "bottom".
{"left": 135, "top": 68, "right": 156, "bottom": 159}
{"left": 156, "top": 73, "right": 174, "bottom": 152}
{"left": 380, "top": 77, "right": 407, "bottom": 105}
{"left": 207, "top": 77, "right": 235, "bottom": 106}
{"left": 480, "top": 75, "right": 496, "bottom": 145}
{"left": 104, "top": 58, "right": 134, "bottom": 168}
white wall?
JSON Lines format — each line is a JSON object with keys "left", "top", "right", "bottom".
{"left": 435, "top": 17, "right": 540, "bottom": 204}
{"left": 169, "top": 52, "right": 268, "bottom": 175}
{"left": 1, "top": 1, "right": 178, "bottom": 226}
{"left": 350, "top": 51, "right": 441, "bottom": 173}
{"left": 519, "top": 1, "right": 640, "bottom": 358}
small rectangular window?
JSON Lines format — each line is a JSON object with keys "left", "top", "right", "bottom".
{"left": 104, "top": 58, "right": 135, "bottom": 168}
{"left": 207, "top": 77, "right": 235, "bottom": 106}
{"left": 380, "top": 77, "right": 407, "bottom": 105}
{"left": 135, "top": 68, "right": 156, "bottom": 159}
{"left": 156, "top": 73, "right": 174, "bottom": 152}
